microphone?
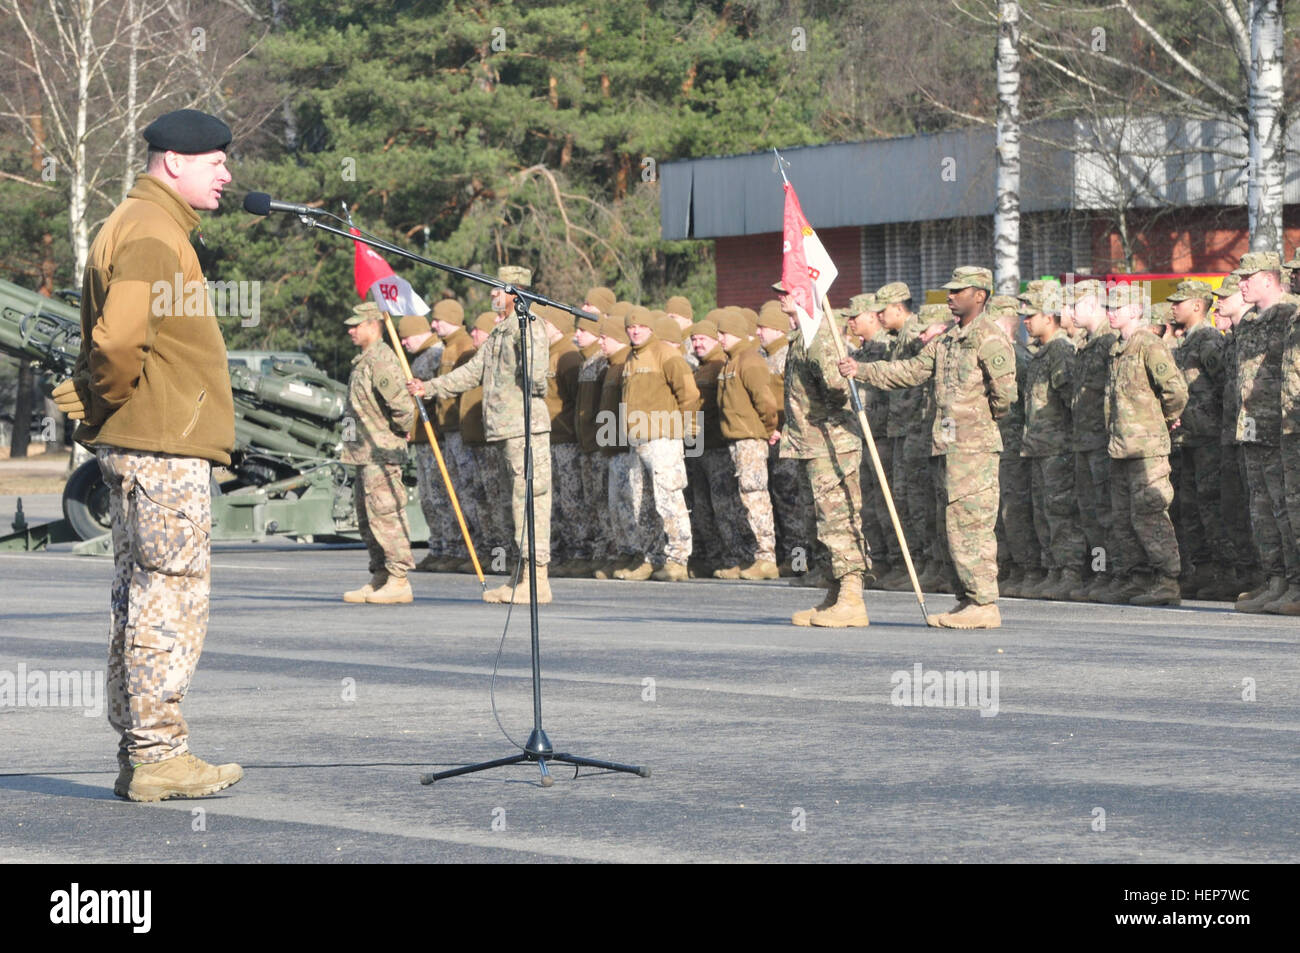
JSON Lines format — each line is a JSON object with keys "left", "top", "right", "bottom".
{"left": 243, "top": 192, "right": 326, "bottom": 217}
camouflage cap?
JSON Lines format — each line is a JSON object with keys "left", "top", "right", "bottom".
{"left": 664, "top": 295, "right": 693, "bottom": 319}
{"left": 432, "top": 298, "right": 465, "bottom": 326}
{"left": 345, "top": 300, "right": 382, "bottom": 325}
{"left": 585, "top": 286, "right": 616, "bottom": 316}
{"left": 1149, "top": 300, "right": 1173, "bottom": 325}
{"left": 987, "top": 294, "right": 1020, "bottom": 319}
{"left": 1025, "top": 279, "right": 1063, "bottom": 313}
{"left": 1231, "top": 250, "right": 1282, "bottom": 277}
{"left": 919, "top": 302, "right": 951, "bottom": 323}
{"left": 1069, "top": 278, "right": 1107, "bottom": 304}
{"left": 757, "top": 300, "right": 787, "bottom": 330}
{"left": 1105, "top": 282, "right": 1146, "bottom": 311}
{"left": 1165, "top": 279, "right": 1214, "bottom": 303}
{"left": 691, "top": 319, "right": 719, "bottom": 340}
{"left": 397, "top": 314, "right": 431, "bottom": 338}
{"left": 848, "top": 293, "right": 876, "bottom": 315}
{"left": 471, "top": 311, "right": 497, "bottom": 334}
{"left": 497, "top": 265, "right": 532, "bottom": 287}
{"left": 874, "top": 281, "right": 911, "bottom": 305}
{"left": 941, "top": 266, "right": 993, "bottom": 292}
{"left": 1017, "top": 289, "right": 1045, "bottom": 315}
{"left": 1212, "top": 274, "right": 1241, "bottom": 298}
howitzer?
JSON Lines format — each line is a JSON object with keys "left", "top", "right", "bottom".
{"left": 0, "top": 277, "right": 428, "bottom": 551}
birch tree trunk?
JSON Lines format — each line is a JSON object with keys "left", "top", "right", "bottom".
{"left": 1247, "top": 0, "right": 1285, "bottom": 252}
{"left": 994, "top": 1, "right": 1021, "bottom": 294}
{"left": 121, "top": 0, "right": 143, "bottom": 202}
{"left": 69, "top": 0, "right": 95, "bottom": 279}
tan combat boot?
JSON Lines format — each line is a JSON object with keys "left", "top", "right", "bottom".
{"left": 713, "top": 564, "right": 743, "bottom": 579}
{"left": 344, "top": 572, "right": 387, "bottom": 603}
{"left": 738, "top": 559, "right": 780, "bottom": 580}
{"left": 1260, "top": 582, "right": 1300, "bottom": 614}
{"left": 127, "top": 752, "right": 243, "bottom": 803}
{"left": 809, "top": 573, "right": 870, "bottom": 628}
{"left": 366, "top": 576, "right": 413, "bottom": 604}
{"left": 792, "top": 578, "right": 840, "bottom": 626}
{"left": 1236, "top": 575, "right": 1286, "bottom": 613}
{"left": 932, "top": 602, "right": 1001, "bottom": 629}
{"left": 1130, "top": 574, "right": 1181, "bottom": 607}
{"left": 618, "top": 559, "right": 654, "bottom": 581}
{"left": 505, "top": 565, "right": 552, "bottom": 605}
{"left": 652, "top": 561, "right": 689, "bottom": 582}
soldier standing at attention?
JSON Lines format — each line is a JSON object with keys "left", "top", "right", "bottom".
{"left": 539, "top": 305, "right": 584, "bottom": 576}
{"left": 595, "top": 315, "right": 635, "bottom": 578}
{"left": 1018, "top": 287, "right": 1083, "bottom": 601}
{"left": 341, "top": 301, "right": 419, "bottom": 605}
{"left": 665, "top": 295, "right": 699, "bottom": 368}
{"left": 841, "top": 266, "right": 1017, "bottom": 629}
{"left": 456, "top": 312, "right": 503, "bottom": 571}
{"left": 686, "top": 318, "right": 738, "bottom": 577}
{"left": 1166, "top": 280, "right": 1228, "bottom": 598}
{"left": 1232, "top": 252, "right": 1300, "bottom": 613}
{"left": 56, "top": 109, "right": 242, "bottom": 802}
{"left": 716, "top": 308, "right": 781, "bottom": 579}
{"left": 401, "top": 311, "right": 445, "bottom": 572}
{"left": 778, "top": 289, "right": 870, "bottom": 628}
{"left": 573, "top": 287, "right": 616, "bottom": 575}
{"left": 408, "top": 267, "right": 552, "bottom": 604}
{"left": 1279, "top": 255, "right": 1300, "bottom": 614}
{"left": 1101, "top": 285, "right": 1188, "bottom": 606}
{"left": 844, "top": 294, "right": 897, "bottom": 584}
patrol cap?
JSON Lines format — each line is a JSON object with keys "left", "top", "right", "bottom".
{"left": 599, "top": 315, "right": 630, "bottom": 344}
{"left": 848, "top": 293, "right": 876, "bottom": 315}
{"left": 757, "top": 301, "right": 788, "bottom": 330}
{"left": 432, "top": 298, "right": 465, "bottom": 326}
{"left": 715, "top": 309, "right": 749, "bottom": 338}
{"left": 398, "top": 314, "right": 431, "bottom": 338}
{"left": 1069, "top": 278, "right": 1107, "bottom": 304}
{"left": 1212, "top": 274, "right": 1241, "bottom": 298}
{"left": 497, "top": 265, "right": 532, "bottom": 287}
{"left": 624, "top": 305, "right": 654, "bottom": 329}
{"left": 987, "top": 294, "right": 1020, "bottom": 320}
{"left": 664, "top": 295, "right": 693, "bottom": 319}
{"left": 874, "top": 281, "right": 911, "bottom": 305}
{"left": 585, "top": 286, "right": 616, "bottom": 316}
{"left": 345, "top": 300, "right": 382, "bottom": 325}
{"left": 471, "top": 311, "right": 497, "bottom": 334}
{"left": 919, "top": 302, "right": 951, "bottom": 323}
{"left": 611, "top": 300, "right": 633, "bottom": 319}
{"left": 691, "top": 319, "right": 719, "bottom": 340}
{"left": 143, "top": 109, "right": 232, "bottom": 154}
{"left": 1017, "top": 289, "right": 1044, "bottom": 316}
{"left": 1165, "top": 279, "right": 1214, "bottom": 303}
{"left": 1149, "top": 300, "right": 1173, "bottom": 325}
{"left": 941, "top": 266, "right": 994, "bottom": 292}
{"left": 1024, "top": 279, "right": 1063, "bottom": 313}
{"left": 1232, "top": 250, "right": 1282, "bottom": 277}
{"left": 1105, "top": 282, "right": 1145, "bottom": 311}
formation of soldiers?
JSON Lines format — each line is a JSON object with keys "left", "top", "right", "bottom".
{"left": 353, "top": 250, "right": 1300, "bottom": 623}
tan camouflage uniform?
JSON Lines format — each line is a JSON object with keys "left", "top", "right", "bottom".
{"left": 1022, "top": 327, "right": 1082, "bottom": 572}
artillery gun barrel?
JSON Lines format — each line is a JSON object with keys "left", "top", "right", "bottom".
{"left": 0, "top": 278, "right": 83, "bottom": 375}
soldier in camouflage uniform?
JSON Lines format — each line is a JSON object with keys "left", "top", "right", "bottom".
{"left": 778, "top": 288, "right": 870, "bottom": 628}
{"left": 916, "top": 303, "right": 958, "bottom": 594}
{"left": 56, "top": 108, "right": 243, "bottom": 800}
{"left": 843, "top": 266, "right": 1017, "bottom": 629}
{"left": 1279, "top": 255, "right": 1300, "bottom": 614}
{"left": 988, "top": 295, "right": 1039, "bottom": 597}
{"left": 1064, "top": 280, "right": 1119, "bottom": 601}
{"left": 1231, "top": 252, "right": 1300, "bottom": 613}
{"left": 401, "top": 310, "right": 447, "bottom": 571}
{"left": 845, "top": 294, "right": 898, "bottom": 582}
{"left": 539, "top": 305, "right": 584, "bottom": 575}
{"left": 716, "top": 308, "right": 780, "bottom": 578}
{"left": 410, "top": 266, "right": 553, "bottom": 605}
{"left": 595, "top": 315, "right": 637, "bottom": 577}
{"left": 1018, "top": 288, "right": 1083, "bottom": 600}
{"left": 342, "top": 301, "right": 418, "bottom": 604}
{"left": 1166, "top": 280, "right": 1228, "bottom": 597}
{"left": 458, "top": 313, "right": 510, "bottom": 571}
{"left": 1102, "top": 285, "right": 1188, "bottom": 606}
{"left": 757, "top": 298, "right": 816, "bottom": 575}
{"left": 574, "top": 288, "right": 616, "bottom": 573}
{"left": 687, "top": 318, "right": 740, "bottom": 575}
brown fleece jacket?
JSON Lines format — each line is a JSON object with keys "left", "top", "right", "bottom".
{"left": 718, "top": 338, "right": 779, "bottom": 440}
{"left": 620, "top": 336, "right": 699, "bottom": 441}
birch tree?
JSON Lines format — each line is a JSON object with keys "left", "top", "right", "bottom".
{"left": 994, "top": 0, "right": 1021, "bottom": 294}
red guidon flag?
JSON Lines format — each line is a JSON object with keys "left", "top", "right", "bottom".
{"left": 352, "top": 227, "right": 429, "bottom": 317}
{"left": 780, "top": 182, "right": 838, "bottom": 347}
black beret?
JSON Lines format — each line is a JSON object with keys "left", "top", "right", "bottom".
{"left": 143, "top": 109, "right": 232, "bottom": 154}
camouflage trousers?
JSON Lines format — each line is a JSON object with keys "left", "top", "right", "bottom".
{"left": 354, "top": 463, "right": 415, "bottom": 579}
{"left": 859, "top": 434, "right": 897, "bottom": 564}
{"left": 579, "top": 451, "right": 612, "bottom": 561}
{"left": 1243, "top": 443, "right": 1299, "bottom": 582}
{"left": 470, "top": 443, "right": 513, "bottom": 559}
{"left": 803, "top": 448, "right": 868, "bottom": 580}
{"left": 1283, "top": 436, "right": 1300, "bottom": 584}
{"left": 1074, "top": 448, "right": 1112, "bottom": 574}
{"left": 1172, "top": 443, "right": 1227, "bottom": 572}
{"left": 550, "top": 443, "right": 584, "bottom": 563}
{"left": 997, "top": 451, "right": 1038, "bottom": 572}
{"left": 769, "top": 451, "right": 813, "bottom": 564}
{"left": 729, "top": 439, "right": 775, "bottom": 564}
{"left": 936, "top": 451, "right": 1000, "bottom": 605}
{"left": 688, "top": 446, "right": 741, "bottom": 565}
{"left": 1220, "top": 443, "right": 1255, "bottom": 573}
{"left": 628, "top": 438, "right": 692, "bottom": 565}
{"left": 1029, "top": 453, "right": 1084, "bottom": 570}
{"left": 500, "top": 433, "right": 551, "bottom": 567}
{"left": 904, "top": 431, "right": 936, "bottom": 562}
{"left": 607, "top": 452, "right": 642, "bottom": 558}
{"left": 415, "top": 434, "right": 477, "bottom": 560}
{"left": 1109, "top": 455, "right": 1180, "bottom": 578}
{"left": 98, "top": 448, "right": 211, "bottom": 767}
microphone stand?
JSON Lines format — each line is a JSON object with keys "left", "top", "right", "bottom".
{"left": 280, "top": 210, "right": 649, "bottom": 787}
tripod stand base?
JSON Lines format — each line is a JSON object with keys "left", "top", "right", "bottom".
{"left": 419, "top": 746, "right": 651, "bottom": 787}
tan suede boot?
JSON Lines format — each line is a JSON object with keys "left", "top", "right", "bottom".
{"left": 366, "top": 576, "right": 413, "bottom": 604}
{"left": 344, "top": 572, "right": 387, "bottom": 603}
{"left": 809, "top": 573, "right": 870, "bottom": 628}
{"left": 738, "top": 559, "right": 780, "bottom": 580}
{"left": 652, "top": 561, "right": 689, "bottom": 582}
{"left": 505, "top": 565, "right": 552, "bottom": 605}
{"left": 933, "top": 602, "right": 1001, "bottom": 629}
{"left": 127, "top": 752, "right": 243, "bottom": 803}
{"left": 792, "top": 579, "right": 840, "bottom": 626}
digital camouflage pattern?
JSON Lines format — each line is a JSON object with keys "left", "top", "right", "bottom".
{"left": 354, "top": 462, "right": 415, "bottom": 579}
{"left": 1232, "top": 300, "right": 1293, "bottom": 446}
{"left": 578, "top": 450, "right": 612, "bottom": 561}
{"left": 502, "top": 432, "right": 551, "bottom": 565}
{"left": 1173, "top": 322, "right": 1225, "bottom": 446}
{"left": 550, "top": 443, "right": 584, "bottom": 563}
{"left": 1021, "top": 329, "right": 1075, "bottom": 457}
{"left": 729, "top": 438, "right": 776, "bottom": 564}
{"left": 99, "top": 448, "right": 211, "bottom": 766}
{"left": 629, "top": 438, "right": 692, "bottom": 565}
{"left": 425, "top": 317, "right": 550, "bottom": 440}
{"left": 1072, "top": 328, "right": 1117, "bottom": 452}
{"left": 1242, "top": 444, "right": 1299, "bottom": 581}
{"left": 341, "top": 340, "right": 417, "bottom": 466}
{"left": 688, "top": 447, "right": 740, "bottom": 565}
{"left": 936, "top": 451, "right": 1002, "bottom": 604}
{"left": 804, "top": 450, "right": 869, "bottom": 579}
{"left": 779, "top": 318, "right": 862, "bottom": 460}
{"left": 997, "top": 338, "right": 1038, "bottom": 572}
{"left": 1104, "top": 327, "right": 1188, "bottom": 460}
{"left": 1109, "top": 455, "right": 1180, "bottom": 578}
